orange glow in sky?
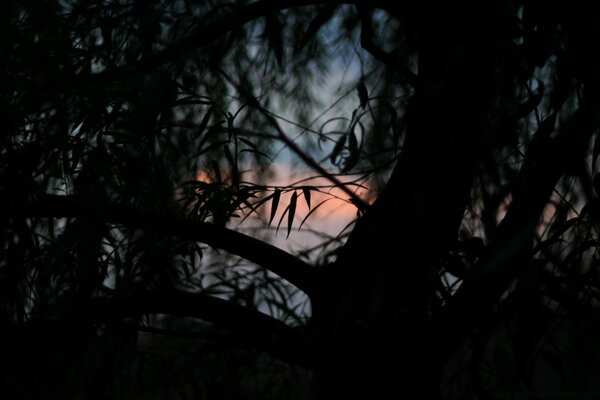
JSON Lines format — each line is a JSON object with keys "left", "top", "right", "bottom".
{"left": 194, "top": 161, "right": 369, "bottom": 253}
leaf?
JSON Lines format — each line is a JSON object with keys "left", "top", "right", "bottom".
{"left": 298, "top": 4, "right": 337, "bottom": 51}
{"left": 239, "top": 137, "right": 273, "bottom": 161}
{"left": 593, "top": 130, "right": 600, "bottom": 170}
{"left": 264, "top": 13, "right": 284, "bottom": 68}
{"left": 238, "top": 137, "right": 259, "bottom": 151}
{"left": 223, "top": 144, "right": 235, "bottom": 166}
{"left": 228, "top": 188, "right": 255, "bottom": 217}
{"left": 196, "top": 107, "right": 213, "bottom": 151}
{"left": 240, "top": 191, "right": 273, "bottom": 224}
{"left": 357, "top": 79, "right": 368, "bottom": 109}
{"left": 342, "top": 127, "right": 359, "bottom": 172}
{"left": 287, "top": 191, "right": 297, "bottom": 238}
{"left": 330, "top": 134, "right": 346, "bottom": 165}
{"left": 223, "top": 145, "right": 239, "bottom": 186}
{"left": 226, "top": 112, "right": 235, "bottom": 141}
{"left": 269, "top": 189, "right": 281, "bottom": 226}
{"left": 348, "top": 125, "right": 358, "bottom": 150}
{"left": 302, "top": 187, "right": 312, "bottom": 209}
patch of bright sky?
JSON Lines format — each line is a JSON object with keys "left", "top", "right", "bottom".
{"left": 229, "top": 7, "right": 376, "bottom": 259}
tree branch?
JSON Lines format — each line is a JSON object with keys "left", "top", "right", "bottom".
{"left": 356, "top": 4, "right": 418, "bottom": 89}
{"left": 439, "top": 98, "right": 600, "bottom": 361}
{"left": 2, "top": 195, "right": 318, "bottom": 297}
{"left": 85, "top": 289, "right": 310, "bottom": 367}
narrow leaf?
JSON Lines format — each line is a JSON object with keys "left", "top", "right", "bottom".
{"left": 224, "top": 145, "right": 239, "bottom": 186}
{"left": 269, "top": 189, "right": 281, "bottom": 226}
{"left": 302, "top": 187, "right": 312, "bottom": 209}
{"left": 287, "top": 191, "right": 298, "bottom": 238}
{"left": 196, "top": 107, "right": 213, "bottom": 146}
{"left": 265, "top": 13, "right": 284, "bottom": 68}
{"left": 593, "top": 131, "right": 600, "bottom": 170}
{"left": 298, "top": 4, "right": 337, "bottom": 51}
{"left": 357, "top": 79, "right": 369, "bottom": 109}
{"left": 276, "top": 203, "right": 289, "bottom": 234}
{"left": 240, "top": 192, "right": 273, "bottom": 224}
{"left": 348, "top": 126, "right": 358, "bottom": 152}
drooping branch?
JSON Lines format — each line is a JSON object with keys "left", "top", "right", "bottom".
{"left": 2, "top": 195, "right": 317, "bottom": 297}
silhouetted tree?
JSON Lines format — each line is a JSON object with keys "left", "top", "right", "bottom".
{"left": 2, "top": 1, "right": 600, "bottom": 398}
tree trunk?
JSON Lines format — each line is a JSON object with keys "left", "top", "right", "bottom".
{"left": 312, "top": 3, "right": 508, "bottom": 397}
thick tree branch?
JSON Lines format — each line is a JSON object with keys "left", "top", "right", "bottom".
{"left": 84, "top": 289, "right": 310, "bottom": 367}
{"left": 439, "top": 98, "right": 600, "bottom": 361}
{"left": 2, "top": 195, "right": 317, "bottom": 297}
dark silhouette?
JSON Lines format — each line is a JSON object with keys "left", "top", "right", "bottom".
{"left": 2, "top": 1, "right": 600, "bottom": 398}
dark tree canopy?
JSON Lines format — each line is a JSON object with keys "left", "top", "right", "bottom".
{"left": 2, "top": 0, "right": 600, "bottom": 398}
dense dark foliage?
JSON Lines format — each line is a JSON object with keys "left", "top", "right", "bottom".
{"left": 2, "top": 0, "right": 600, "bottom": 398}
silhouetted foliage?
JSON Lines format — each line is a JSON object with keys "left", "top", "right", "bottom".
{"left": 2, "top": 1, "right": 600, "bottom": 398}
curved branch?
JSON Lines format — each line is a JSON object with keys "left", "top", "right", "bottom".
{"left": 2, "top": 195, "right": 317, "bottom": 297}
{"left": 86, "top": 289, "right": 310, "bottom": 367}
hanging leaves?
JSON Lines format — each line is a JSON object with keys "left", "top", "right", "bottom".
{"left": 239, "top": 137, "right": 273, "bottom": 161}
{"left": 264, "top": 12, "right": 285, "bottom": 68}
{"left": 357, "top": 79, "right": 369, "bottom": 110}
{"left": 297, "top": 4, "right": 338, "bottom": 51}
{"left": 274, "top": 191, "right": 298, "bottom": 238}
{"left": 269, "top": 189, "right": 281, "bottom": 226}
{"left": 287, "top": 191, "right": 297, "bottom": 238}
{"left": 302, "top": 187, "right": 312, "bottom": 209}
{"left": 197, "top": 107, "right": 213, "bottom": 142}
{"left": 593, "top": 130, "right": 600, "bottom": 170}
{"left": 594, "top": 173, "right": 600, "bottom": 195}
